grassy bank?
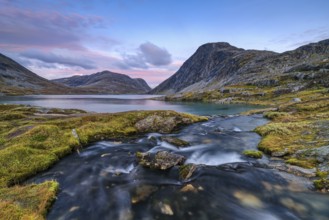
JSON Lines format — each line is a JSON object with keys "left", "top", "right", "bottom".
{"left": 0, "top": 105, "right": 207, "bottom": 219}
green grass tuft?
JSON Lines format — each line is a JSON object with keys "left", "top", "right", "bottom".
{"left": 243, "top": 150, "right": 263, "bottom": 159}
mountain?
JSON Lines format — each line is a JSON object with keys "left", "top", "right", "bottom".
{"left": 151, "top": 39, "right": 329, "bottom": 94}
{"left": 52, "top": 71, "right": 151, "bottom": 94}
{"left": 0, "top": 53, "right": 71, "bottom": 95}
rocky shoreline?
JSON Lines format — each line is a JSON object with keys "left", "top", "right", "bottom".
{"left": 163, "top": 87, "right": 329, "bottom": 192}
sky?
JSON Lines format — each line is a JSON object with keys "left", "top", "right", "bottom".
{"left": 1, "top": 0, "right": 329, "bottom": 87}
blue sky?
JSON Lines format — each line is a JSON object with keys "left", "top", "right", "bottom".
{"left": 1, "top": 0, "right": 328, "bottom": 87}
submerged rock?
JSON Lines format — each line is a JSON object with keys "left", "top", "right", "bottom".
{"left": 131, "top": 185, "right": 158, "bottom": 204}
{"left": 136, "top": 151, "right": 185, "bottom": 170}
{"left": 161, "top": 136, "right": 190, "bottom": 147}
{"left": 156, "top": 202, "right": 174, "bottom": 215}
{"left": 179, "top": 164, "right": 197, "bottom": 180}
{"left": 180, "top": 184, "right": 198, "bottom": 193}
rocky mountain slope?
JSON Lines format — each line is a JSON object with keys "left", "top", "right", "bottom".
{"left": 52, "top": 71, "right": 151, "bottom": 94}
{"left": 151, "top": 39, "right": 329, "bottom": 95}
{"left": 0, "top": 53, "right": 71, "bottom": 95}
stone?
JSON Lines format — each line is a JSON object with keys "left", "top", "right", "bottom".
{"left": 294, "top": 146, "right": 329, "bottom": 172}
{"left": 135, "top": 115, "right": 177, "bottom": 133}
{"left": 270, "top": 163, "right": 316, "bottom": 178}
{"left": 294, "top": 72, "right": 305, "bottom": 80}
{"left": 220, "top": 88, "right": 231, "bottom": 93}
{"left": 180, "top": 184, "right": 198, "bottom": 193}
{"left": 274, "top": 88, "right": 292, "bottom": 96}
{"left": 131, "top": 185, "right": 158, "bottom": 204}
{"left": 158, "top": 202, "right": 174, "bottom": 215}
{"left": 295, "top": 145, "right": 329, "bottom": 163}
{"left": 179, "top": 164, "right": 197, "bottom": 180}
{"left": 272, "top": 149, "right": 289, "bottom": 157}
{"left": 136, "top": 151, "right": 185, "bottom": 170}
{"left": 161, "top": 136, "right": 190, "bottom": 147}
{"left": 291, "top": 98, "right": 302, "bottom": 102}
{"left": 215, "top": 97, "right": 234, "bottom": 104}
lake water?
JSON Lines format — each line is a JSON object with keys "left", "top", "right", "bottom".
{"left": 0, "top": 95, "right": 261, "bottom": 115}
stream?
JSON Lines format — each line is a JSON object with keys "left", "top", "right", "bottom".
{"left": 28, "top": 114, "right": 329, "bottom": 220}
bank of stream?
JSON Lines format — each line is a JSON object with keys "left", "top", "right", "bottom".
{"left": 28, "top": 114, "right": 329, "bottom": 220}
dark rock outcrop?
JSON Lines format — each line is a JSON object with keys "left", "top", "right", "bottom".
{"left": 52, "top": 70, "right": 151, "bottom": 94}
{"left": 134, "top": 114, "right": 205, "bottom": 133}
{"left": 151, "top": 39, "right": 329, "bottom": 94}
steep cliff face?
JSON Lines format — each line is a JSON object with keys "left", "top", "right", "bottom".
{"left": 0, "top": 53, "right": 71, "bottom": 95}
{"left": 53, "top": 71, "right": 151, "bottom": 94}
{"left": 151, "top": 39, "right": 329, "bottom": 95}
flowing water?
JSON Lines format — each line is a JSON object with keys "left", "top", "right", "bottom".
{"left": 28, "top": 114, "right": 329, "bottom": 220}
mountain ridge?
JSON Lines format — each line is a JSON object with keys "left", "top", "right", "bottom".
{"left": 0, "top": 53, "right": 72, "bottom": 95}
{"left": 52, "top": 71, "right": 151, "bottom": 94}
{"left": 151, "top": 39, "right": 329, "bottom": 95}
{"left": 0, "top": 53, "right": 151, "bottom": 95}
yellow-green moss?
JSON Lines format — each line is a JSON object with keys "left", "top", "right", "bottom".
{"left": 285, "top": 158, "right": 316, "bottom": 169}
{"left": 0, "top": 181, "right": 58, "bottom": 220}
{"left": 313, "top": 179, "right": 329, "bottom": 190}
{"left": 0, "top": 105, "right": 207, "bottom": 219}
{"left": 243, "top": 150, "right": 263, "bottom": 159}
{"left": 316, "top": 171, "right": 329, "bottom": 178}
{"left": 263, "top": 111, "right": 290, "bottom": 120}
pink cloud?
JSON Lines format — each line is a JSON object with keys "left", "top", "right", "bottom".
{"left": 0, "top": 5, "right": 106, "bottom": 50}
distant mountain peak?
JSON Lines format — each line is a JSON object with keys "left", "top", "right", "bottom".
{"left": 52, "top": 70, "right": 151, "bottom": 94}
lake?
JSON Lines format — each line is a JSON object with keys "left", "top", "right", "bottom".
{"left": 0, "top": 94, "right": 261, "bottom": 115}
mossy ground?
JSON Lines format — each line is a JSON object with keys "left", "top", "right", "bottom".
{"left": 0, "top": 104, "right": 206, "bottom": 219}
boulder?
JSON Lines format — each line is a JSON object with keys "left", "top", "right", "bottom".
{"left": 136, "top": 151, "right": 185, "bottom": 170}
{"left": 135, "top": 115, "right": 178, "bottom": 133}
{"left": 295, "top": 145, "right": 329, "bottom": 164}
{"left": 131, "top": 185, "right": 158, "bottom": 204}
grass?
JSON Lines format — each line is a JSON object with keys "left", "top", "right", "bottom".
{"left": 243, "top": 150, "right": 263, "bottom": 159}
{"left": 0, "top": 104, "right": 207, "bottom": 219}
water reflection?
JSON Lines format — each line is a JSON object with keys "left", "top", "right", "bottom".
{"left": 0, "top": 94, "right": 261, "bottom": 115}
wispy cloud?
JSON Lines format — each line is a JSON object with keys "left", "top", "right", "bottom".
{"left": 20, "top": 50, "right": 97, "bottom": 70}
{"left": 0, "top": 4, "right": 106, "bottom": 50}
{"left": 269, "top": 27, "right": 329, "bottom": 52}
